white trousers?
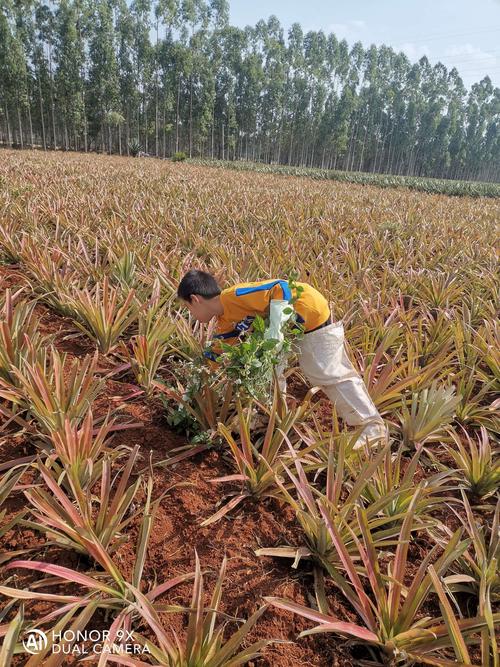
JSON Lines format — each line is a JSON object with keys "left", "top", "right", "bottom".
{"left": 278, "top": 320, "right": 387, "bottom": 445}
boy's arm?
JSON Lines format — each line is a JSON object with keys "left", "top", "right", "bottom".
{"left": 203, "top": 317, "right": 241, "bottom": 363}
{"left": 203, "top": 285, "right": 287, "bottom": 363}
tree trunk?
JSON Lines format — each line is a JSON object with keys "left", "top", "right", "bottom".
{"left": 358, "top": 123, "right": 368, "bottom": 171}
{"left": 125, "top": 115, "right": 130, "bottom": 157}
{"left": 387, "top": 125, "right": 396, "bottom": 173}
{"left": 83, "top": 112, "right": 88, "bottom": 152}
{"left": 189, "top": 74, "right": 193, "bottom": 158}
{"left": 37, "top": 72, "right": 46, "bottom": 150}
{"left": 288, "top": 121, "right": 294, "bottom": 165}
{"left": 309, "top": 128, "right": 318, "bottom": 167}
{"left": 300, "top": 137, "right": 306, "bottom": 166}
{"left": 48, "top": 44, "right": 57, "bottom": 150}
{"left": 17, "top": 106, "right": 24, "bottom": 148}
{"left": 155, "top": 21, "right": 159, "bottom": 157}
{"left": 276, "top": 111, "right": 284, "bottom": 164}
{"left": 347, "top": 118, "right": 359, "bottom": 172}
{"left": 100, "top": 121, "right": 105, "bottom": 153}
{"left": 27, "top": 92, "right": 34, "bottom": 148}
{"left": 211, "top": 107, "right": 215, "bottom": 158}
{"left": 175, "top": 74, "right": 181, "bottom": 153}
{"left": 162, "top": 105, "right": 166, "bottom": 158}
{"left": 373, "top": 114, "right": 384, "bottom": 173}
{"left": 5, "top": 106, "right": 12, "bottom": 147}
{"left": 126, "top": 109, "right": 130, "bottom": 156}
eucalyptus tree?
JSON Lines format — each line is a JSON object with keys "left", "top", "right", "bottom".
{"left": 136, "top": 0, "right": 155, "bottom": 151}
{"left": 256, "top": 15, "right": 287, "bottom": 163}
{"left": 11, "top": 0, "right": 38, "bottom": 148}
{"left": 155, "top": 0, "right": 181, "bottom": 155}
{"left": 203, "top": 0, "right": 228, "bottom": 156}
{"left": 54, "top": 0, "right": 85, "bottom": 150}
{"left": 446, "top": 68, "right": 467, "bottom": 179}
{"left": 302, "top": 30, "right": 328, "bottom": 167}
{"left": 234, "top": 26, "right": 263, "bottom": 161}
{"left": 87, "top": 0, "right": 120, "bottom": 152}
{"left": 344, "top": 40, "right": 364, "bottom": 171}
{"left": 116, "top": 0, "right": 138, "bottom": 152}
{"left": 34, "top": 2, "right": 59, "bottom": 148}
{"left": 465, "top": 76, "right": 495, "bottom": 179}
{"left": 0, "top": 0, "right": 28, "bottom": 147}
{"left": 0, "top": 0, "right": 498, "bottom": 180}
{"left": 284, "top": 22, "right": 305, "bottom": 164}
{"left": 214, "top": 24, "right": 242, "bottom": 159}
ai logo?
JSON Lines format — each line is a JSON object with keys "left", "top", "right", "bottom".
{"left": 23, "top": 629, "right": 48, "bottom": 654}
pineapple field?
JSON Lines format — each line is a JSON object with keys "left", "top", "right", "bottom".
{"left": 0, "top": 148, "right": 499, "bottom": 666}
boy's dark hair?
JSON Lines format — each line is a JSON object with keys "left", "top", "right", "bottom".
{"left": 177, "top": 269, "right": 221, "bottom": 302}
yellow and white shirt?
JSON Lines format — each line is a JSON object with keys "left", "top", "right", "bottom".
{"left": 205, "top": 279, "right": 330, "bottom": 360}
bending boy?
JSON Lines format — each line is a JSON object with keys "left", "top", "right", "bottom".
{"left": 177, "top": 269, "right": 388, "bottom": 448}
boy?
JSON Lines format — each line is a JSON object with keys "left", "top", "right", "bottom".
{"left": 177, "top": 269, "right": 388, "bottom": 448}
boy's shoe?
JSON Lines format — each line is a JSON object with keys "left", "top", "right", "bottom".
{"left": 352, "top": 421, "right": 389, "bottom": 450}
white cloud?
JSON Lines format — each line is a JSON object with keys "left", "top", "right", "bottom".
{"left": 305, "top": 25, "right": 498, "bottom": 88}
{"left": 327, "top": 19, "right": 367, "bottom": 41}
{"left": 397, "top": 42, "right": 432, "bottom": 61}
{"left": 441, "top": 44, "right": 498, "bottom": 87}
{"left": 444, "top": 42, "right": 497, "bottom": 68}
{"left": 393, "top": 41, "right": 498, "bottom": 87}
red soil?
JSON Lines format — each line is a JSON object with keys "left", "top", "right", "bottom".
{"left": 0, "top": 265, "right": 355, "bottom": 666}
{"left": 1, "top": 264, "right": 496, "bottom": 666}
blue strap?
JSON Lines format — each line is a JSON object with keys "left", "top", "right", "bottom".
{"left": 235, "top": 280, "right": 292, "bottom": 301}
{"left": 213, "top": 329, "right": 240, "bottom": 340}
{"left": 234, "top": 315, "right": 255, "bottom": 333}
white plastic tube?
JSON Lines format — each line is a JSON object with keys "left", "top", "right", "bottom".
{"left": 264, "top": 299, "right": 294, "bottom": 346}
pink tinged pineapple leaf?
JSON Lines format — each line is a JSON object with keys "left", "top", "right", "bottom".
{"left": 317, "top": 500, "right": 378, "bottom": 631}
{"left": 299, "top": 622, "right": 381, "bottom": 643}
{"left": 265, "top": 597, "right": 379, "bottom": 643}
{"left": 200, "top": 493, "right": 248, "bottom": 527}
{"left": 4, "top": 560, "right": 120, "bottom": 596}
{"left": 96, "top": 609, "right": 131, "bottom": 667}
{"left": 0, "top": 584, "right": 83, "bottom": 603}
{"left": 146, "top": 571, "right": 196, "bottom": 602}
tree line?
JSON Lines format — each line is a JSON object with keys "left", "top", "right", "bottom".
{"left": 1, "top": 0, "right": 499, "bottom": 181}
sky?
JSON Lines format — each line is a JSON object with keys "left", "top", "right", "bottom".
{"left": 229, "top": 0, "right": 500, "bottom": 90}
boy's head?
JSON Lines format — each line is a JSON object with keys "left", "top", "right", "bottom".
{"left": 177, "top": 269, "right": 222, "bottom": 323}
